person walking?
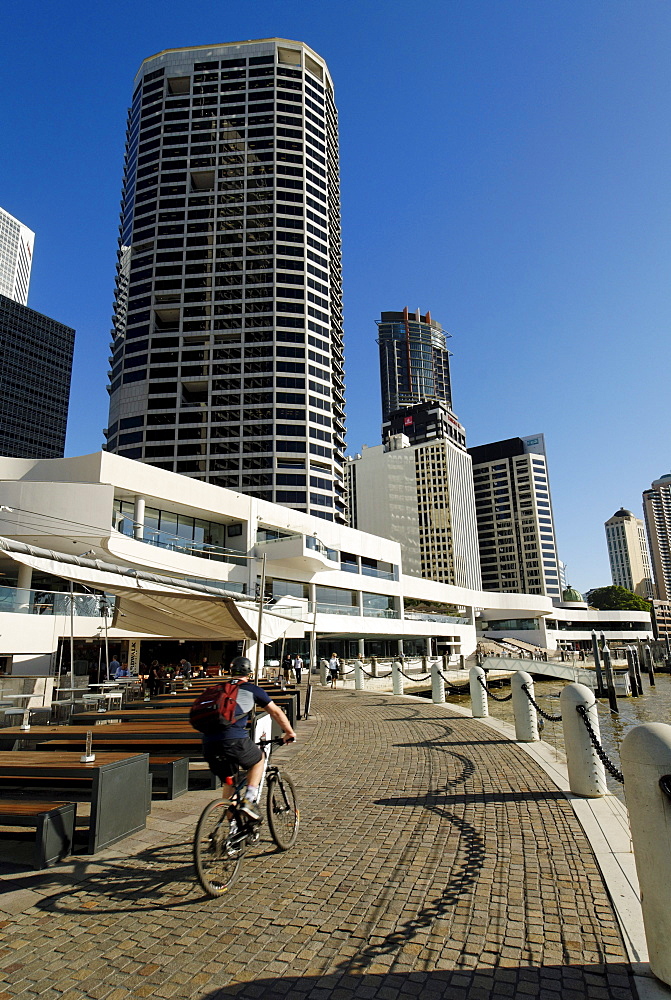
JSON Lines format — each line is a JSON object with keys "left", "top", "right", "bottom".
{"left": 328, "top": 652, "right": 340, "bottom": 689}
{"left": 282, "top": 652, "right": 294, "bottom": 684}
{"left": 294, "top": 653, "right": 303, "bottom": 685}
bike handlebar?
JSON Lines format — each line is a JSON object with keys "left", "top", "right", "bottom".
{"left": 258, "top": 735, "right": 295, "bottom": 748}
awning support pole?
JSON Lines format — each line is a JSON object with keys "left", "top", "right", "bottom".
{"left": 254, "top": 553, "right": 267, "bottom": 683}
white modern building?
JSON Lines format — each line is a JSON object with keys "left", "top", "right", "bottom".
{"left": 106, "top": 39, "right": 346, "bottom": 523}
{"left": 0, "top": 453, "right": 651, "bottom": 676}
{"left": 347, "top": 428, "right": 481, "bottom": 590}
{"left": 605, "top": 507, "right": 654, "bottom": 599}
{"left": 468, "top": 434, "right": 561, "bottom": 598}
{"left": 0, "top": 207, "right": 34, "bottom": 306}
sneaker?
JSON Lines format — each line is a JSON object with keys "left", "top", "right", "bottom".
{"left": 240, "top": 798, "right": 261, "bottom": 823}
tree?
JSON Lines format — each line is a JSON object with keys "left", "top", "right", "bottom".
{"left": 586, "top": 585, "right": 650, "bottom": 612}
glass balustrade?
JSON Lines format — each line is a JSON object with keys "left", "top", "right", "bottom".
{"left": 0, "top": 586, "right": 110, "bottom": 617}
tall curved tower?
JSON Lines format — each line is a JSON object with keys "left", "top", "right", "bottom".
{"left": 105, "top": 39, "right": 346, "bottom": 523}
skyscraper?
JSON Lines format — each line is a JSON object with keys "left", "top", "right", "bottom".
{"left": 377, "top": 308, "right": 451, "bottom": 423}
{"left": 605, "top": 507, "right": 654, "bottom": 599}
{"left": 105, "top": 40, "right": 346, "bottom": 523}
{"left": 0, "top": 294, "right": 74, "bottom": 458}
{"left": 468, "top": 434, "right": 561, "bottom": 597}
{"left": 0, "top": 208, "right": 34, "bottom": 306}
{"left": 643, "top": 474, "right": 671, "bottom": 600}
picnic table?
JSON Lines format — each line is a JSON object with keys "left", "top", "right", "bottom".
{"left": 0, "top": 751, "right": 149, "bottom": 853}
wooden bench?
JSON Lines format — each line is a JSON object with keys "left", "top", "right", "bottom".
{"left": 0, "top": 801, "right": 76, "bottom": 868}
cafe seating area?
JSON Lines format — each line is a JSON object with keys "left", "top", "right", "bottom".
{"left": 0, "top": 673, "right": 307, "bottom": 869}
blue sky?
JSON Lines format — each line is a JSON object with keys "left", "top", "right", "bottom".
{"left": 3, "top": 0, "right": 671, "bottom": 593}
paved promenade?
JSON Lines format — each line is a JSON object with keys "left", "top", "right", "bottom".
{"left": 0, "top": 688, "right": 636, "bottom": 999}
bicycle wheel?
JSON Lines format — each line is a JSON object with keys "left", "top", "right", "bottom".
{"left": 193, "top": 799, "right": 245, "bottom": 896}
{"left": 266, "top": 771, "right": 299, "bottom": 849}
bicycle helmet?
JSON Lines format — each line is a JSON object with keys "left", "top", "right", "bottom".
{"left": 230, "top": 656, "right": 252, "bottom": 676}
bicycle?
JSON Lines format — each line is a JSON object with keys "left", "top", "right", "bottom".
{"left": 193, "top": 735, "right": 299, "bottom": 897}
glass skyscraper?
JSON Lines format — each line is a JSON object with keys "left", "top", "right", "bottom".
{"left": 106, "top": 39, "right": 346, "bottom": 523}
{"left": 376, "top": 307, "right": 452, "bottom": 423}
{"left": 0, "top": 208, "right": 34, "bottom": 307}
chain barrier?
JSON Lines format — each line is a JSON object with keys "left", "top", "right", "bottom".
{"left": 438, "top": 669, "right": 470, "bottom": 693}
{"left": 660, "top": 775, "right": 671, "bottom": 801}
{"left": 398, "top": 666, "right": 433, "bottom": 682}
{"left": 576, "top": 704, "right": 625, "bottom": 784}
{"left": 477, "top": 674, "right": 512, "bottom": 702}
{"left": 520, "top": 683, "right": 562, "bottom": 722}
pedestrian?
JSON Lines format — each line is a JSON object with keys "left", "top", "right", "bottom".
{"left": 180, "top": 657, "right": 192, "bottom": 678}
{"left": 108, "top": 655, "right": 121, "bottom": 680}
{"left": 328, "top": 652, "right": 340, "bottom": 689}
{"left": 147, "top": 660, "right": 161, "bottom": 698}
{"left": 294, "top": 653, "right": 303, "bottom": 685}
{"left": 282, "top": 652, "right": 294, "bottom": 683}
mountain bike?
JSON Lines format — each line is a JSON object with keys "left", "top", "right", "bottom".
{"left": 193, "top": 735, "right": 299, "bottom": 897}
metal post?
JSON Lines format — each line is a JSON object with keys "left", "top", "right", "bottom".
{"left": 69, "top": 580, "right": 75, "bottom": 678}
{"left": 601, "top": 638, "right": 618, "bottom": 713}
{"left": 633, "top": 645, "right": 644, "bottom": 695}
{"left": 645, "top": 644, "right": 656, "bottom": 686}
{"left": 254, "top": 552, "right": 267, "bottom": 683}
{"left": 309, "top": 590, "right": 318, "bottom": 678}
{"left": 591, "top": 631, "right": 605, "bottom": 697}
{"left": 103, "top": 600, "right": 110, "bottom": 681}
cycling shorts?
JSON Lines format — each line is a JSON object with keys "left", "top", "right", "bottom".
{"left": 202, "top": 737, "right": 263, "bottom": 779}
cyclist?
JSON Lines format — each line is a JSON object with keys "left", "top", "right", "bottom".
{"left": 201, "top": 656, "right": 296, "bottom": 822}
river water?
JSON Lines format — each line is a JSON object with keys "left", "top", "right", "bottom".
{"left": 441, "top": 672, "right": 671, "bottom": 802}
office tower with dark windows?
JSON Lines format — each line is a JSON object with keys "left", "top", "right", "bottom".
{"left": 468, "top": 434, "right": 561, "bottom": 597}
{"left": 377, "top": 308, "right": 451, "bottom": 423}
{"left": 643, "top": 474, "right": 671, "bottom": 601}
{"left": 105, "top": 39, "right": 346, "bottom": 523}
{"left": 0, "top": 208, "right": 34, "bottom": 307}
{"left": 0, "top": 294, "right": 75, "bottom": 458}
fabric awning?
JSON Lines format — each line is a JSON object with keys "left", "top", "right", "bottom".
{"left": 0, "top": 537, "right": 298, "bottom": 643}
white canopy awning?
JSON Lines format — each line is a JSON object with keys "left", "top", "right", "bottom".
{"left": 0, "top": 538, "right": 297, "bottom": 643}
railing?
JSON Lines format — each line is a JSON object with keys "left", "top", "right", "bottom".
{"left": 406, "top": 611, "right": 472, "bottom": 625}
{"left": 306, "top": 536, "right": 339, "bottom": 562}
{"left": 115, "top": 521, "right": 248, "bottom": 565}
{"left": 315, "top": 602, "right": 361, "bottom": 616}
{"left": 361, "top": 565, "right": 396, "bottom": 581}
{"left": 363, "top": 607, "right": 400, "bottom": 619}
{"left": 0, "top": 586, "right": 108, "bottom": 618}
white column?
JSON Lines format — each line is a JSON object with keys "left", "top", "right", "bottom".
{"left": 392, "top": 659, "right": 404, "bottom": 695}
{"left": 470, "top": 665, "right": 488, "bottom": 717}
{"left": 133, "top": 495, "right": 145, "bottom": 540}
{"left": 512, "top": 671, "right": 539, "bottom": 742}
{"left": 358, "top": 638, "right": 365, "bottom": 658}
{"left": 431, "top": 660, "right": 445, "bottom": 704}
{"left": 560, "top": 682, "right": 607, "bottom": 797}
{"left": 354, "top": 660, "right": 364, "bottom": 690}
{"left": 16, "top": 564, "right": 33, "bottom": 613}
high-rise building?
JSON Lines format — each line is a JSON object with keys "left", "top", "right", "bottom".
{"left": 382, "top": 400, "right": 465, "bottom": 450}
{"left": 347, "top": 419, "right": 481, "bottom": 589}
{"left": 468, "top": 434, "right": 561, "bottom": 597}
{"left": 0, "top": 294, "right": 75, "bottom": 458}
{"left": 0, "top": 208, "right": 34, "bottom": 306}
{"left": 643, "top": 474, "right": 671, "bottom": 600}
{"left": 377, "top": 308, "right": 451, "bottom": 423}
{"left": 605, "top": 507, "right": 654, "bottom": 599}
{"left": 105, "top": 40, "right": 346, "bottom": 523}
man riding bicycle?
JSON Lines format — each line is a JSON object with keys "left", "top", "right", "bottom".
{"left": 201, "top": 656, "right": 296, "bottom": 822}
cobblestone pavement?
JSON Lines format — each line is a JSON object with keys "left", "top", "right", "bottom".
{"left": 0, "top": 689, "right": 635, "bottom": 999}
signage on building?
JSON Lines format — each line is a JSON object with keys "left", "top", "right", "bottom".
{"left": 403, "top": 416, "right": 413, "bottom": 427}
{"left": 127, "top": 639, "right": 141, "bottom": 675}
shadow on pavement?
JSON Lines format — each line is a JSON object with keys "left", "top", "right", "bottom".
{"left": 197, "top": 963, "right": 635, "bottom": 999}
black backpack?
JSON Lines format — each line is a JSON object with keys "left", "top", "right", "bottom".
{"left": 189, "top": 680, "right": 242, "bottom": 734}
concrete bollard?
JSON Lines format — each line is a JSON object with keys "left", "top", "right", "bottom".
{"left": 370, "top": 655, "right": 378, "bottom": 678}
{"left": 319, "top": 658, "right": 329, "bottom": 686}
{"left": 512, "top": 671, "right": 539, "bottom": 742}
{"left": 470, "top": 665, "right": 488, "bottom": 718}
{"left": 392, "top": 659, "right": 404, "bottom": 696}
{"left": 621, "top": 723, "right": 671, "bottom": 988}
{"left": 431, "top": 660, "right": 445, "bottom": 704}
{"left": 354, "top": 659, "right": 365, "bottom": 690}
{"left": 560, "top": 682, "right": 607, "bottom": 797}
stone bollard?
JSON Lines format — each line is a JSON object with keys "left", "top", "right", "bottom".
{"left": 320, "top": 658, "right": 329, "bottom": 686}
{"left": 470, "top": 665, "right": 488, "bottom": 718}
{"left": 512, "top": 671, "right": 539, "bottom": 742}
{"left": 354, "top": 659, "right": 365, "bottom": 691}
{"left": 621, "top": 723, "right": 671, "bottom": 988}
{"left": 431, "top": 660, "right": 445, "bottom": 704}
{"left": 421, "top": 656, "right": 428, "bottom": 676}
{"left": 560, "top": 682, "right": 607, "bottom": 797}
{"left": 370, "top": 655, "right": 378, "bottom": 678}
{"left": 392, "top": 659, "right": 404, "bottom": 696}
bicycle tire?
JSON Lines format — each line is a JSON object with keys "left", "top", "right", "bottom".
{"left": 266, "top": 772, "right": 299, "bottom": 849}
{"left": 193, "top": 799, "right": 245, "bottom": 896}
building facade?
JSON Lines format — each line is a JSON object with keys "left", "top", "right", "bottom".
{"left": 105, "top": 40, "right": 346, "bottom": 523}
{"left": 347, "top": 425, "right": 481, "bottom": 590}
{"left": 0, "top": 208, "right": 34, "bottom": 306}
{"left": 0, "top": 294, "right": 75, "bottom": 458}
{"left": 643, "top": 474, "right": 671, "bottom": 600}
{"left": 605, "top": 507, "right": 654, "bottom": 599}
{"left": 468, "top": 434, "right": 561, "bottom": 597}
{"left": 377, "top": 308, "right": 451, "bottom": 423}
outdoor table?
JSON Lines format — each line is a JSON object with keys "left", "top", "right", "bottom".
{"left": 0, "top": 751, "right": 149, "bottom": 853}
